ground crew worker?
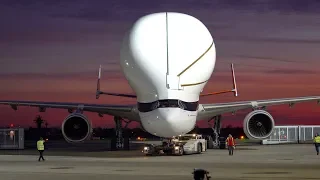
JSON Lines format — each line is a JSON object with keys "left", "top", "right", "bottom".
{"left": 313, "top": 133, "right": 320, "bottom": 155}
{"left": 37, "top": 137, "right": 45, "bottom": 161}
{"left": 225, "top": 134, "right": 236, "bottom": 156}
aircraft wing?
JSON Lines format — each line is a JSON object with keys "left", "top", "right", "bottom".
{"left": 0, "top": 100, "right": 140, "bottom": 121}
{"left": 199, "top": 96, "right": 320, "bottom": 119}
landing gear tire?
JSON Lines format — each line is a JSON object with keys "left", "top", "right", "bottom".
{"left": 178, "top": 147, "right": 184, "bottom": 156}
{"left": 206, "top": 136, "right": 214, "bottom": 149}
{"left": 219, "top": 137, "right": 227, "bottom": 149}
{"left": 197, "top": 143, "right": 202, "bottom": 154}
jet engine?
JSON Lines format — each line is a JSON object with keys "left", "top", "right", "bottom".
{"left": 61, "top": 113, "right": 93, "bottom": 143}
{"left": 243, "top": 110, "right": 275, "bottom": 140}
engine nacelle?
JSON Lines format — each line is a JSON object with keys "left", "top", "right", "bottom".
{"left": 61, "top": 113, "right": 93, "bottom": 143}
{"left": 243, "top": 110, "right": 275, "bottom": 140}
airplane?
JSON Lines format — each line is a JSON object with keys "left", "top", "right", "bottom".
{"left": 1, "top": 12, "right": 320, "bottom": 144}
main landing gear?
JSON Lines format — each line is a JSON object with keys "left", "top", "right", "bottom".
{"left": 113, "top": 116, "right": 132, "bottom": 150}
{"left": 208, "top": 115, "right": 226, "bottom": 149}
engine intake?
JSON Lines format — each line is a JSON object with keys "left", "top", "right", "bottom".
{"left": 243, "top": 110, "right": 275, "bottom": 140}
{"left": 61, "top": 113, "right": 92, "bottom": 143}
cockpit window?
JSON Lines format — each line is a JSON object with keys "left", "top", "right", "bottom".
{"left": 158, "top": 99, "right": 179, "bottom": 108}
{"left": 138, "top": 99, "right": 198, "bottom": 112}
{"left": 178, "top": 136, "right": 195, "bottom": 141}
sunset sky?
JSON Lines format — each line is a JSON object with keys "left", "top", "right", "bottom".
{"left": 1, "top": 0, "right": 320, "bottom": 129}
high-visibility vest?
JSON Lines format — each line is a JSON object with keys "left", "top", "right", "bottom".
{"left": 226, "top": 137, "right": 235, "bottom": 146}
{"left": 314, "top": 136, "right": 320, "bottom": 143}
{"left": 37, "top": 140, "right": 45, "bottom": 150}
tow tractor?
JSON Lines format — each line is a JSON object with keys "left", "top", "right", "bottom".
{"left": 142, "top": 134, "right": 207, "bottom": 156}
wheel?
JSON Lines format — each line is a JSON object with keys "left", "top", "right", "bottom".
{"left": 219, "top": 137, "right": 226, "bottom": 149}
{"left": 206, "top": 136, "right": 214, "bottom": 149}
{"left": 179, "top": 146, "right": 184, "bottom": 156}
{"left": 197, "top": 143, "right": 202, "bottom": 154}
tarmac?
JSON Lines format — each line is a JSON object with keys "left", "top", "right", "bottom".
{"left": 0, "top": 144, "right": 319, "bottom": 180}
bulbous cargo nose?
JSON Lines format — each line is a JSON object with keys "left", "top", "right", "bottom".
{"left": 140, "top": 108, "right": 196, "bottom": 138}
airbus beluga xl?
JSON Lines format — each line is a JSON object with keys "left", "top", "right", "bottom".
{"left": 1, "top": 12, "right": 319, "bottom": 143}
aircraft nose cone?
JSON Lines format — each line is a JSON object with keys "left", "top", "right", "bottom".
{"left": 139, "top": 108, "right": 196, "bottom": 137}
{"left": 157, "top": 109, "right": 182, "bottom": 130}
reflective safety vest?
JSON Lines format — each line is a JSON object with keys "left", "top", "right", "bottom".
{"left": 314, "top": 136, "right": 320, "bottom": 143}
{"left": 226, "top": 137, "right": 235, "bottom": 146}
{"left": 37, "top": 140, "right": 45, "bottom": 150}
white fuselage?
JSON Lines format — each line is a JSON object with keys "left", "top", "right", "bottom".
{"left": 120, "top": 12, "right": 216, "bottom": 138}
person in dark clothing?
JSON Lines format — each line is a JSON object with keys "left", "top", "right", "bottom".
{"left": 192, "top": 168, "right": 211, "bottom": 180}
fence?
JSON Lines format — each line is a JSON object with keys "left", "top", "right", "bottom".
{"left": 262, "top": 125, "right": 320, "bottom": 145}
{"left": 0, "top": 128, "right": 24, "bottom": 149}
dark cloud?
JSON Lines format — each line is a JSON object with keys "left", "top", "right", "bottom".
{"left": 234, "top": 55, "right": 301, "bottom": 63}
{"left": 265, "top": 69, "right": 316, "bottom": 74}
{"left": 1, "top": 0, "right": 319, "bottom": 77}
{"left": 217, "top": 61, "right": 278, "bottom": 70}
{"left": 1, "top": 0, "right": 320, "bottom": 128}
{"left": 1, "top": 0, "right": 319, "bottom": 23}
{"left": 0, "top": 69, "right": 123, "bottom": 80}
{"left": 207, "top": 0, "right": 320, "bottom": 14}
{"left": 217, "top": 36, "right": 320, "bottom": 44}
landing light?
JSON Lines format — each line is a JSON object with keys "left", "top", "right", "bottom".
{"left": 174, "top": 146, "right": 179, "bottom": 150}
{"left": 240, "top": 136, "right": 244, "bottom": 139}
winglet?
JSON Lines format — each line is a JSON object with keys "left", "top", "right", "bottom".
{"left": 98, "top": 65, "right": 102, "bottom": 79}
{"left": 94, "top": 65, "right": 137, "bottom": 99}
{"left": 231, "top": 63, "right": 238, "bottom": 97}
{"left": 96, "top": 65, "right": 102, "bottom": 99}
{"left": 199, "top": 63, "right": 239, "bottom": 97}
